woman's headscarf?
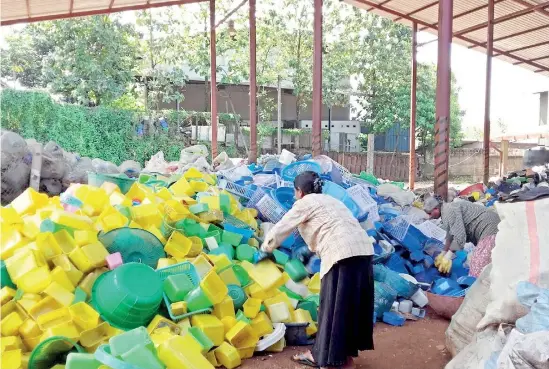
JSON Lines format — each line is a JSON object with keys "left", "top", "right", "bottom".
{"left": 423, "top": 194, "right": 444, "bottom": 214}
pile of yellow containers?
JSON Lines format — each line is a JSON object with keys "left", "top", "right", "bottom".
{"left": 0, "top": 168, "right": 320, "bottom": 369}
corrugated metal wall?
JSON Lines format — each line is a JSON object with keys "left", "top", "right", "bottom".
{"left": 364, "top": 122, "right": 410, "bottom": 153}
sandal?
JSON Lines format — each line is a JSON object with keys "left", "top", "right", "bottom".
{"left": 292, "top": 353, "right": 319, "bottom": 368}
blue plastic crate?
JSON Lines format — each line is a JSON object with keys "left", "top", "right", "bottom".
{"left": 384, "top": 217, "right": 427, "bottom": 251}
{"left": 218, "top": 179, "right": 255, "bottom": 200}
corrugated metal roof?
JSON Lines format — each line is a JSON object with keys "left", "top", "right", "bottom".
{"left": 345, "top": 0, "right": 549, "bottom": 77}
{"left": 0, "top": 0, "right": 204, "bottom": 25}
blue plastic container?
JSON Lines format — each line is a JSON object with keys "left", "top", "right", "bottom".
{"left": 432, "top": 278, "right": 462, "bottom": 296}
{"left": 281, "top": 161, "right": 322, "bottom": 181}
{"left": 382, "top": 311, "right": 406, "bottom": 326}
{"left": 222, "top": 224, "right": 254, "bottom": 244}
{"left": 383, "top": 269, "right": 419, "bottom": 299}
{"left": 274, "top": 187, "right": 295, "bottom": 211}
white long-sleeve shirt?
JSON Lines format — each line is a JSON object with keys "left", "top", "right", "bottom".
{"left": 262, "top": 193, "right": 374, "bottom": 279}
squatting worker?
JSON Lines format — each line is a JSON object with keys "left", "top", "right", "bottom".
{"left": 261, "top": 171, "right": 374, "bottom": 369}
{"left": 423, "top": 195, "right": 501, "bottom": 277}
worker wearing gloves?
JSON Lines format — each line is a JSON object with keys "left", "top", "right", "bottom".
{"left": 423, "top": 195, "right": 501, "bottom": 277}
{"left": 261, "top": 171, "right": 374, "bottom": 369}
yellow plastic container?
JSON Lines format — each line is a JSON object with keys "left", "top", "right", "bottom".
{"left": 308, "top": 273, "right": 320, "bottom": 294}
{"left": 205, "top": 350, "right": 220, "bottom": 368}
{"left": 81, "top": 242, "right": 109, "bottom": 269}
{"left": 78, "top": 268, "right": 107, "bottom": 298}
{"left": 190, "top": 315, "right": 225, "bottom": 346}
{"left": 69, "top": 247, "right": 94, "bottom": 273}
{"left": 69, "top": 302, "right": 99, "bottom": 331}
{"left": 243, "top": 298, "right": 262, "bottom": 319}
{"left": 200, "top": 271, "right": 228, "bottom": 305}
{"left": 131, "top": 204, "right": 163, "bottom": 228}
{"left": 146, "top": 225, "right": 167, "bottom": 245}
{"left": 99, "top": 212, "right": 128, "bottom": 233}
{"left": 251, "top": 312, "right": 274, "bottom": 338}
{"left": 1, "top": 311, "right": 24, "bottom": 336}
{"left": 36, "top": 307, "right": 71, "bottom": 330}
{"left": 51, "top": 266, "right": 75, "bottom": 292}
{"left": 221, "top": 316, "right": 237, "bottom": 334}
{"left": 28, "top": 296, "right": 62, "bottom": 321}
{"left": 17, "top": 266, "right": 52, "bottom": 294}
{"left": 164, "top": 232, "right": 192, "bottom": 258}
{"left": 187, "top": 237, "right": 203, "bottom": 257}
{"left": 237, "top": 345, "right": 255, "bottom": 359}
{"left": 23, "top": 335, "right": 42, "bottom": 351}
{"left": 265, "top": 293, "right": 295, "bottom": 313}
{"left": 248, "top": 260, "right": 283, "bottom": 291}
{"left": 213, "top": 297, "right": 235, "bottom": 320}
{"left": 157, "top": 336, "right": 214, "bottom": 369}
{"left": 176, "top": 318, "right": 192, "bottom": 336}
{"left": 0, "top": 227, "right": 27, "bottom": 259}
{"left": 170, "top": 301, "right": 187, "bottom": 316}
{"left": 1, "top": 349, "right": 22, "bottom": 369}
{"left": 1, "top": 286, "right": 16, "bottom": 305}
{"left": 5, "top": 248, "right": 46, "bottom": 283}
{"left": 266, "top": 302, "right": 291, "bottom": 323}
{"left": 44, "top": 281, "right": 75, "bottom": 306}
{"left": 0, "top": 206, "right": 23, "bottom": 226}
{"left": 156, "top": 258, "right": 176, "bottom": 269}
{"left": 1, "top": 299, "right": 15, "bottom": 317}
{"left": 34, "top": 232, "right": 63, "bottom": 260}
{"left": 225, "top": 321, "right": 259, "bottom": 349}
{"left": 1, "top": 336, "right": 24, "bottom": 352}
{"left": 41, "top": 321, "right": 80, "bottom": 342}
{"left": 147, "top": 315, "right": 180, "bottom": 335}
{"left": 208, "top": 254, "right": 232, "bottom": 272}
{"left": 218, "top": 268, "right": 240, "bottom": 287}
{"left": 266, "top": 337, "right": 286, "bottom": 353}
{"left": 214, "top": 342, "right": 241, "bottom": 369}
{"left": 52, "top": 254, "right": 84, "bottom": 286}
{"left": 245, "top": 283, "right": 276, "bottom": 301}
{"left": 17, "top": 221, "right": 40, "bottom": 240}
{"left": 11, "top": 188, "right": 48, "bottom": 215}
{"left": 294, "top": 309, "right": 318, "bottom": 336}
{"left": 74, "top": 230, "right": 98, "bottom": 247}
{"left": 169, "top": 177, "right": 196, "bottom": 197}
{"left": 183, "top": 167, "right": 204, "bottom": 180}
{"left": 19, "top": 319, "right": 43, "bottom": 339}
{"left": 52, "top": 230, "right": 78, "bottom": 254}
{"left": 192, "top": 254, "right": 213, "bottom": 278}
{"left": 51, "top": 210, "right": 93, "bottom": 230}
{"left": 79, "top": 322, "right": 113, "bottom": 348}
{"left": 17, "top": 293, "right": 41, "bottom": 314}
{"left": 150, "top": 327, "right": 176, "bottom": 348}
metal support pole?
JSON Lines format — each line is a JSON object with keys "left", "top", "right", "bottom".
{"left": 312, "top": 0, "right": 323, "bottom": 156}
{"left": 277, "top": 75, "right": 282, "bottom": 154}
{"left": 484, "top": 0, "right": 494, "bottom": 184}
{"left": 248, "top": 0, "right": 257, "bottom": 163}
{"left": 409, "top": 22, "right": 418, "bottom": 190}
{"left": 210, "top": 0, "right": 218, "bottom": 159}
{"left": 434, "top": 0, "right": 453, "bottom": 200}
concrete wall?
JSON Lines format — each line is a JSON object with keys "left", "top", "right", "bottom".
{"left": 161, "top": 82, "right": 350, "bottom": 122}
{"left": 420, "top": 148, "right": 524, "bottom": 182}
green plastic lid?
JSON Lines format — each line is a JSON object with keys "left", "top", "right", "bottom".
{"left": 114, "top": 263, "right": 163, "bottom": 307}
{"left": 0, "top": 260, "right": 16, "bottom": 289}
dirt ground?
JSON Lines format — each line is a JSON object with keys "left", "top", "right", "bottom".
{"left": 242, "top": 310, "right": 451, "bottom": 369}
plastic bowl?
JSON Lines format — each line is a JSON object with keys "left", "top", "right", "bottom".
{"left": 88, "top": 172, "right": 136, "bottom": 194}
{"left": 91, "top": 263, "right": 163, "bottom": 330}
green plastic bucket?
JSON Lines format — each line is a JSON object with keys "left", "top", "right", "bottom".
{"left": 88, "top": 172, "right": 136, "bottom": 194}
{"left": 29, "top": 336, "right": 85, "bottom": 369}
{"left": 184, "top": 286, "right": 213, "bottom": 312}
{"left": 297, "top": 300, "right": 318, "bottom": 321}
{"left": 284, "top": 259, "right": 308, "bottom": 282}
{"left": 91, "top": 263, "right": 163, "bottom": 330}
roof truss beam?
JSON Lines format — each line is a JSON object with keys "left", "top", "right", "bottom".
{"left": 454, "top": 1, "right": 549, "bottom": 36}
{"left": 419, "top": 0, "right": 505, "bottom": 32}
{"left": 470, "top": 24, "right": 549, "bottom": 49}
{"left": 350, "top": 0, "right": 549, "bottom": 73}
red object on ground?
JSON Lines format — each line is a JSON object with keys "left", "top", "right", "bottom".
{"left": 426, "top": 292, "right": 464, "bottom": 320}
{"left": 458, "top": 183, "right": 486, "bottom": 197}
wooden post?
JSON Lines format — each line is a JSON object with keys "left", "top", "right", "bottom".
{"left": 500, "top": 140, "right": 509, "bottom": 177}
{"left": 367, "top": 134, "right": 375, "bottom": 174}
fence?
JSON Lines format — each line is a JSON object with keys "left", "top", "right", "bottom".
{"left": 324, "top": 151, "right": 414, "bottom": 181}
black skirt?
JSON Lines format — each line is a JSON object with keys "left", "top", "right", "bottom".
{"left": 311, "top": 255, "right": 374, "bottom": 367}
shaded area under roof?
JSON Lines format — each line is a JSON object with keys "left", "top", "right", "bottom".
{"left": 345, "top": 0, "right": 549, "bottom": 77}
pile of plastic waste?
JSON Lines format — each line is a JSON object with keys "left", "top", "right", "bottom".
{"left": 0, "top": 147, "right": 476, "bottom": 369}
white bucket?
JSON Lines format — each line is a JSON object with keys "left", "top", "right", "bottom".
{"left": 279, "top": 149, "right": 296, "bottom": 165}
{"left": 411, "top": 289, "right": 429, "bottom": 308}
{"left": 398, "top": 300, "right": 413, "bottom": 314}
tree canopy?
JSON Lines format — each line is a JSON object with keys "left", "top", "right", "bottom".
{"left": 1, "top": 0, "right": 463, "bottom": 148}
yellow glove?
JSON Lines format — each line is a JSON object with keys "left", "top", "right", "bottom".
{"left": 437, "top": 251, "right": 454, "bottom": 274}
{"left": 434, "top": 253, "right": 444, "bottom": 268}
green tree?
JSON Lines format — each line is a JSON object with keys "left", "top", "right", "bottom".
{"left": 2, "top": 16, "right": 139, "bottom": 106}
